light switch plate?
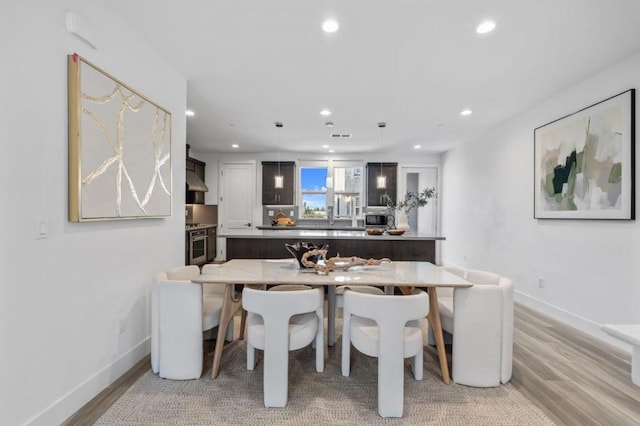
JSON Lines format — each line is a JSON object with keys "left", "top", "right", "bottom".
{"left": 35, "top": 217, "right": 49, "bottom": 239}
{"left": 268, "top": 210, "right": 274, "bottom": 216}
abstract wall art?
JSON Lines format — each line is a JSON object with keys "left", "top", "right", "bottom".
{"left": 68, "top": 54, "right": 172, "bottom": 221}
{"left": 534, "top": 89, "right": 635, "bottom": 219}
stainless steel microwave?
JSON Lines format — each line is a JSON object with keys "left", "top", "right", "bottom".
{"left": 365, "top": 214, "right": 388, "bottom": 227}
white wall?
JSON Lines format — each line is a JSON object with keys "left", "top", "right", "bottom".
{"left": 441, "top": 51, "right": 640, "bottom": 349}
{"left": 0, "top": 2, "right": 186, "bottom": 425}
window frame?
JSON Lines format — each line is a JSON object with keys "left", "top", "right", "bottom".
{"left": 331, "top": 160, "right": 364, "bottom": 219}
{"left": 296, "top": 159, "right": 365, "bottom": 220}
{"left": 298, "top": 160, "right": 329, "bottom": 219}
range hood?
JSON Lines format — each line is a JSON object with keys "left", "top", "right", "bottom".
{"left": 186, "top": 170, "right": 208, "bottom": 192}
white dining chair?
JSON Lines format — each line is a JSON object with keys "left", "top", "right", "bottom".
{"left": 243, "top": 286, "right": 324, "bottom": 407}
{"left": 201, "top": 263, "right": 234, "bottom": 341}
{"left": 427, "top": 265, "right": 467, "bottom": 345}
{"left": 335, "top": 284, "right": 384, "bottom": 333}
{"left": 450, "top": 270, "right": 513, "bottom": 387}
{"left": 434, "top": 267, "right": 514, "bottom": 387}
{"left": 268, "top": 284, "right": 312, "bottom": 291}
{"left": 152, "top": 265, "right": 225, "bottom": 380}
{"left": 341, "top": 289, "right": 429, "bottom": 417}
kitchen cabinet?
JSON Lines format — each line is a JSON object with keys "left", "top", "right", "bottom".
{"left": 366, "top": 162, "right": 397, "bottom": 206}
{"left": 262, "top": 161, "right": 295, "bottom": 205}
{"left": 226, "top": 236, "right": 436, "bottom": 263}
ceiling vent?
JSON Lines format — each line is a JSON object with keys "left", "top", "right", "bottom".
{"left": 330, "top": 133, "right": 352, "bottom": 139}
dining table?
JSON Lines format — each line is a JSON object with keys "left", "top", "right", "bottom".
{"left": 192, "top": 259, "right": 472, "bottom": 383}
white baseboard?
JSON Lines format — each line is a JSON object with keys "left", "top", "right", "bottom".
{"left": 27, "top": 337, "right": 150, "bottom": 426}
{"left": 515, "top": 291, "right": 632, "bottom": 354}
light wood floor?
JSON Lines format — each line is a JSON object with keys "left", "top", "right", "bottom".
{"left": 63, "top": 303, "right": 640, "bottom": 425}
{"left": 510, "top": 304, "right": 640, "bottom": 425}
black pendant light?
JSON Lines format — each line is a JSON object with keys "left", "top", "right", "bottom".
{"left": 274, "top": 122, "right": 284, "bottom": 189}
{"left": 376, "top": 122, "right": 387, "bottom": 189}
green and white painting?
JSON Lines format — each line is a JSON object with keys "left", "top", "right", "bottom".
{"left": 534, "top": 89, "right": 635, "bottom": 219}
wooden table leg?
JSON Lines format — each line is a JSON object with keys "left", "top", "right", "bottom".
{"left": 399, "top": 286, "right": 449, "bottom": 383}
{"left": 327, "top": 286, "right": 336, "bottom": 346}
{"left": 239, "top": 309, "right": 247, "bottom": 340}
{"left": 211, "top": 283, "right": 242, "bottom": 379}
{"left": 426, "top": 288, "right": 451, "bottom": 384}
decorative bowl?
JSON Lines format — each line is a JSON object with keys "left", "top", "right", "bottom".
{"left": 285, "top": 242, "right": 328, "bottom": 268}
{"left": 386, "top": 229, "right": 406, "bottom": 236}
{"left": 366, "top": 228, "right": 385, "bottom": 235}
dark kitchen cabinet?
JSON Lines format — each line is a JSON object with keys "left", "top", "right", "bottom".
{"left": 262, "top": 161, "right": 295, "bottom": 205}
{"left": 367, "top": 163, "right": 397, "bottom": 206}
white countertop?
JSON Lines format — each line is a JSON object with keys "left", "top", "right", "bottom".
{"left": 194, "top": 259, "right": 469, "bottom": 287}
{"left": 217, "top": 228, "right": 444, "bottom": 240}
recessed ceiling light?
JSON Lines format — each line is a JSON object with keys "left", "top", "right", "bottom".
{"left": 231, "top": 144, "right": 239, "bottom": 148}
{"left": 328, "top": 149, "right": 335, "bottom": 153}
{"left": 322, "top": 19, "right": 339, "bottom": 33}
{"left": 185, "top": 110, "right": 195, "bottom": 116}
{"left": 322, "top": 144, "right": 330, "bottom": 149}
{"left": 414, "top": 145, "right": 422, "bottom": 149}
{"left": 325, "top": 121, "right": 334, "bottom": 127}
{"left": 320, "top": 109, "right": 332, "bottom": 116}
{"left": 476, "top": 20, "right": 496, "bottom": 34}
{"left": 460, "top": 109, "right": 473, "bottom": 116}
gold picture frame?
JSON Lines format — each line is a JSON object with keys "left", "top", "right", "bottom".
{"left": 68, "top": 54, "right": 172, "bottom": 222}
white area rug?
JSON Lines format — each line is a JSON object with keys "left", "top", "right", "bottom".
{"left": 96, "top": 336, "right": 554, "bottom": 425}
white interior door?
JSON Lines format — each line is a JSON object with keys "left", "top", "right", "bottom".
{"left": 219, "top": 162, "right": 255, "bottom": 231}
{"left": 398, "top": 166, "right": 438, "bottom": 235}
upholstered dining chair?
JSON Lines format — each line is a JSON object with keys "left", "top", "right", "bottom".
{"left": 200, "top": 263, "right": 234, "bottom": 341}
{"left": 437, "top": 268, "right": 514, "bottom": 387}
{"left": 151, "top": 265, "right": 225, "bottom": 380}
{"left": 268, "top": 284, "right": 312, "bottom": 292}
{"left": 330, "top": 285, "right": 385, "bottom": 342}
{"left": 341, "top": 289, "right": 429, "bottom": 417}
{"left": 427, "top": 265, "right": 467, "bottom": 345}
{"left": 243, "top": 286, "right": 324, "bottom": 407}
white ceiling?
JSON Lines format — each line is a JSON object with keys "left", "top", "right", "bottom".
{"left": 105, "top": 0, "right": 640, "bottom": 155}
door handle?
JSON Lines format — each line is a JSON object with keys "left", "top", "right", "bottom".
{"left": 245, "top": 223, "right": 251, "bottom": 227}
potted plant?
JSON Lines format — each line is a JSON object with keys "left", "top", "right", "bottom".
{"left": 382, "top": 188, "right": 437, "bottom": 231}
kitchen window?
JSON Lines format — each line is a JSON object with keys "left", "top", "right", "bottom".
{"left": 297, "top": 160, "right": 364, "bottom": 220}
{"left": 333, "top": 162, "right": 363, "bottom": 219}
{"left": 299, "top": 164, "right": 328, "bottom": 219}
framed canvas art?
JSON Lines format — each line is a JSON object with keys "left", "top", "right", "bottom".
{"left": 534, "top": 89, "right": 635, "bottom": 219}
{"left": 68, "top": 54, "right": 172, "bottom": 221}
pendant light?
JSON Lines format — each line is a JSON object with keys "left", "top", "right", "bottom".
{"left": 274, "top": 122, "right": 284, "bottom": 189}
{"left": 376, "top": 122, "right": 387, "bottom": 189}
{"left": 325, "top": 125, "right": 334, "bottom": 188}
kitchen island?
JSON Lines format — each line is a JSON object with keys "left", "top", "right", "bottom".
{"left": 218, "top": 229, "right": 444, "bottom": 262}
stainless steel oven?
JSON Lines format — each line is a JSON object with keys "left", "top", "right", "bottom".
{"left": 188, "top": 229, "right": 208, "bottom": 265}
